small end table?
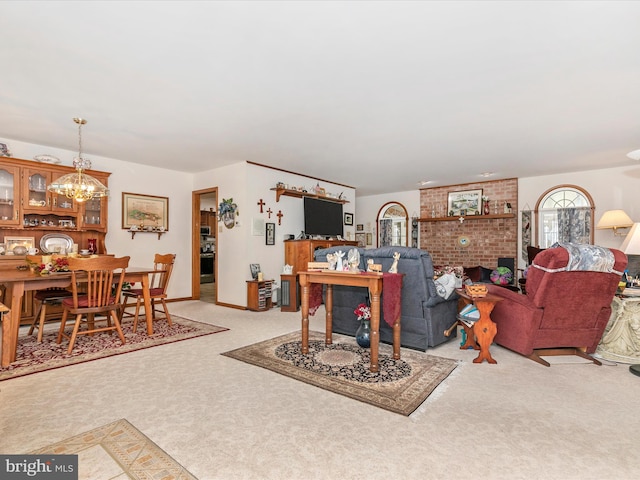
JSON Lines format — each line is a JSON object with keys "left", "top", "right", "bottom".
{"left": 456, "top": 289, "right": 502, "bottom": 364}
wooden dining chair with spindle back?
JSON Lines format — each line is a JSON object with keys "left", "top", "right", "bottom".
{"left": 26, "top": 254, "right": 73, "bottom": 342}
{"left": 56, "top": 256, "right": 130, "bottom": 354}
{"left": 121, "top": 253, "right": 176, "bottom": 332}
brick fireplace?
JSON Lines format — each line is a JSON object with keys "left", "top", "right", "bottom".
{"left": 419, "top": 179, "right": 518, "bottom": 268}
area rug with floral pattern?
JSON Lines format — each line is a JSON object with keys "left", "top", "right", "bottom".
{"left": 222, "top": 330, "right": 458, "bottom": 415}
{"left": 0, "top": 317, "right": 228, "bottom": 381}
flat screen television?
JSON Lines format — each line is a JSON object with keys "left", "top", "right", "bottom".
{"left": 304, "top": 197, "right": 343, "bottom": 238}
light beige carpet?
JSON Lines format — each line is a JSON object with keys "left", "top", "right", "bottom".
{"left": 222, "top": 330, "right": 458, "bottom": 415}
{"left": 1, "top": 317, "right": 228, "bottom": 381}
{"left": 29, "top": 419, "right": 197, "bottom": 480}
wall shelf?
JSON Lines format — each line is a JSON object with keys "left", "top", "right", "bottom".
{"left": 270, "top": 188, "right": 349, "bottom": 204}
{"left": 418, "top": 213, "right": 515, "bottom": 223}
{"left": 128, "top": 230, "right": 166, "bottom": 240}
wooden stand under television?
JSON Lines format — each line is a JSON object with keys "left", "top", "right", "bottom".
{"left": 282, "top": 239, "right": 358, "bottom": 312}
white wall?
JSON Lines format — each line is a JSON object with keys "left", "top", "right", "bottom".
{"left": 2, "top": 137, "right": 194, "bottom": 300}
{"left": 355, "top": 190, "right": 420, "bottom": 248}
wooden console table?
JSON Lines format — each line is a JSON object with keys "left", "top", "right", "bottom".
{"left": 298, "top": 270, "right": 402, "bottom": 373}
{"left": 456, "top": 289, "right": 502, "bottom": 364}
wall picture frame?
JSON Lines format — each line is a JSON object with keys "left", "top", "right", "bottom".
{"left": 344, "top": 212, "right": 353, "bottom": 226}
{"left": 356, "top": 224, "right": 364, "bottom": 232}
{"left": 265, "top": 222, "right": 275, "bottom": 245}
{"left": 355, "top": 232, "right": 366, "bottom": 247}
{"left": 447, "top": 189, "right": 483, "bottom": 216}
{"left": 122, "top": 192, "right": 169, "bottom": 230}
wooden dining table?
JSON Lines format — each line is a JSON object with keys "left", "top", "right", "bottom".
{"left": 0, "top": 266, "right": 160, "bottom": 367}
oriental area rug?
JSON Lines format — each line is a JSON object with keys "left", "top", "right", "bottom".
{"left": 0, "top": 317, "right": 228, "bottom": 381}
{"left": 222, "top": 330, "right": 458, "bottom": 416}
{"left": 29, "top": 419, "right": 197, "bottom": 479}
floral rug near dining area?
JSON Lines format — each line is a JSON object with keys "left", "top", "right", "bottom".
{"left": 0, "top": 317, "right": 228, "bottom": 381}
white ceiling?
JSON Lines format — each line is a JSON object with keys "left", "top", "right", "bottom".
{"left": 2, "top": 1, "right": 639, "bottom": 196}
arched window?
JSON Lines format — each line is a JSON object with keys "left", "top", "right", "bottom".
{"left": 535, "top": 185, "right": 594, "bottom": 248}
{"left": 377, "top": 202, "right": 408, "bottom": 247}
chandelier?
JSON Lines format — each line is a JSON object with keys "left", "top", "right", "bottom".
{"left": 48, "top": 117, "right": 109, "bottom": 202}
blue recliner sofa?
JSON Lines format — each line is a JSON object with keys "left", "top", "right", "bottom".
{"left": 313, "top": 246, "right": 458, "bottom": 351}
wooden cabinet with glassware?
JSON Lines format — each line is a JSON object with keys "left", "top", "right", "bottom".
{"left": 0, "top": 157, "right": 111, "bottom": 324}
{"left": 0, "top": 157, "right": 110, "bottom": 255}
{"left": 0, "top": 165, "right": 21, "bottom": 227}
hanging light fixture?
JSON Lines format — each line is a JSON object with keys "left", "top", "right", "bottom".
{"left": 48, "top": 117, "right": 109, "bottom": 202}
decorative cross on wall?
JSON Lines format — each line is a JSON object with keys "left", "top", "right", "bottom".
{"left": 257, "top": 198, "right": 265, "bottom": 213}
{"left": 277, "top": 210, "right": 283, "bottom": 225}
{"left": 266, "top": 208, "right": 273, "bottom": 218}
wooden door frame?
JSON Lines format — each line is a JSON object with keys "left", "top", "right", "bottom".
{"left": 192, "top": 187, "right": 218, "bottom": 300}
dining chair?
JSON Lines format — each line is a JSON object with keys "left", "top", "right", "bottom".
{"left": 121, "top": 253, "right": 176, "bottom": 333}
{"left": 25, "top": 254, "right": 73, "bottom": 342}
{"left": 56, "top": 256, "right": 130, "bottom": 354}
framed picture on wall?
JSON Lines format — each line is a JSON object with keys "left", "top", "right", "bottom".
{"left": 265, "top": 222, "right": 275, "bottom": 245}
{"left": 344, "top": 212, "right": 353, "bottom": 225}
{"left": 447, "top": 189, "right": 482, "bottom": 216}
{"left": 366, "top": 233, "right": 373, "bottom": 246}
{"left": 122, "top": 192, "right": 169, "bottom": 230}
{"left": 356, "top": 224, "right": 364, "bottom": 231}
{"left": 355, "top": 233, "right": 366, "bottom": 247}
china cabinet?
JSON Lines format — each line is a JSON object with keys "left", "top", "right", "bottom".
{"left": 0, "top": 165, "right": 20, "bottom": 226}
{"left": 0, "top": 157, "right": 111, "bottom": 324}
{"left": 1, "top": 157, "right": 110, "bottom": 248}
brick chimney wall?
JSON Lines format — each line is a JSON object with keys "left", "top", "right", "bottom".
{"left": 419, "top": 179, "right": 518, "bottom": 268}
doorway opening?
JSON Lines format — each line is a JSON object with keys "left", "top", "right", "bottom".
{"left": 192, "top": 187, "right": 217, "bottom": 304}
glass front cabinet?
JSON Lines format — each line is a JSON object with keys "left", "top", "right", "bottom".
{"left": 0, "top": 165, "right": 20, "bottom": 226}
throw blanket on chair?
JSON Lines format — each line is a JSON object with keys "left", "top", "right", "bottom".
{"left": 534, "top": 242, "right": 619, "bottom": 274}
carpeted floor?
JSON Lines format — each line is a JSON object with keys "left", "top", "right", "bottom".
{"left": 29, "top": 419, "right": 197, "bottom": 479}
{"left": 222, "top": 330, "right": 458, "bottom": 415}
{"left": 0, "top": 316, "right": 228, "bottom": 381}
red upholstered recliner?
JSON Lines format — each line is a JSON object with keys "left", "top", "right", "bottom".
{"left": 486, "top": 244, "right": 627, "bottom": 366}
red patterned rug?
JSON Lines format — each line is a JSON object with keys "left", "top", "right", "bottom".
{"left": 1, "top": 317, "right": 228, "bottom": 381}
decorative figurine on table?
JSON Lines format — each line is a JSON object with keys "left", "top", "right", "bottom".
{"left": 347, "top": 248, "right": 360, "bottom": 272}
{"left": 388, "top": 252, "right": 400, "bottom": 273}
{"left": 367, "top": 259, "right": 375, "bottom": 272}
{"left": 326, "top": 253, "right": 337, "bottom": 270}
{"left": 334, "top": 250, "right": 345, "bottom": 270}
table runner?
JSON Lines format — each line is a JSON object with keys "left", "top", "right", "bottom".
{"left": 308, "top": 272, "right": 403, "bottom": 327}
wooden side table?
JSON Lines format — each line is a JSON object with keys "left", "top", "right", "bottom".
{"left": 456, "top": 289, "right": 502, "bottom": 364}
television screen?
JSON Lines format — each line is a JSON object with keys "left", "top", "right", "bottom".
{"left": 304, "top": 197, "right": 343, "bottom": 238}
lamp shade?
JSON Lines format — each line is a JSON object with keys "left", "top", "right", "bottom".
{"left": 621, "top": 223, "right": 640, "bottom": 255}
{"left": 596, "top": 210, "right": 633, "bottom": 230}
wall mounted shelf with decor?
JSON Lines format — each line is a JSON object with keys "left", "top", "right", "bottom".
{"left": 270, "top": 188, "right": 349, "bottom": 204}
{"left": 128, "top": 229, "right": 166, "bottom": 240}
{"left": 418, "top": 213, "right": 515, "bottom": 223}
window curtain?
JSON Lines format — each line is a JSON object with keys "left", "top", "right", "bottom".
{"left": 557, "top": 207, "right": 591, "bottom": 244}
{"left": 379, "top": 219, "right": 393, "bottom": 247}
